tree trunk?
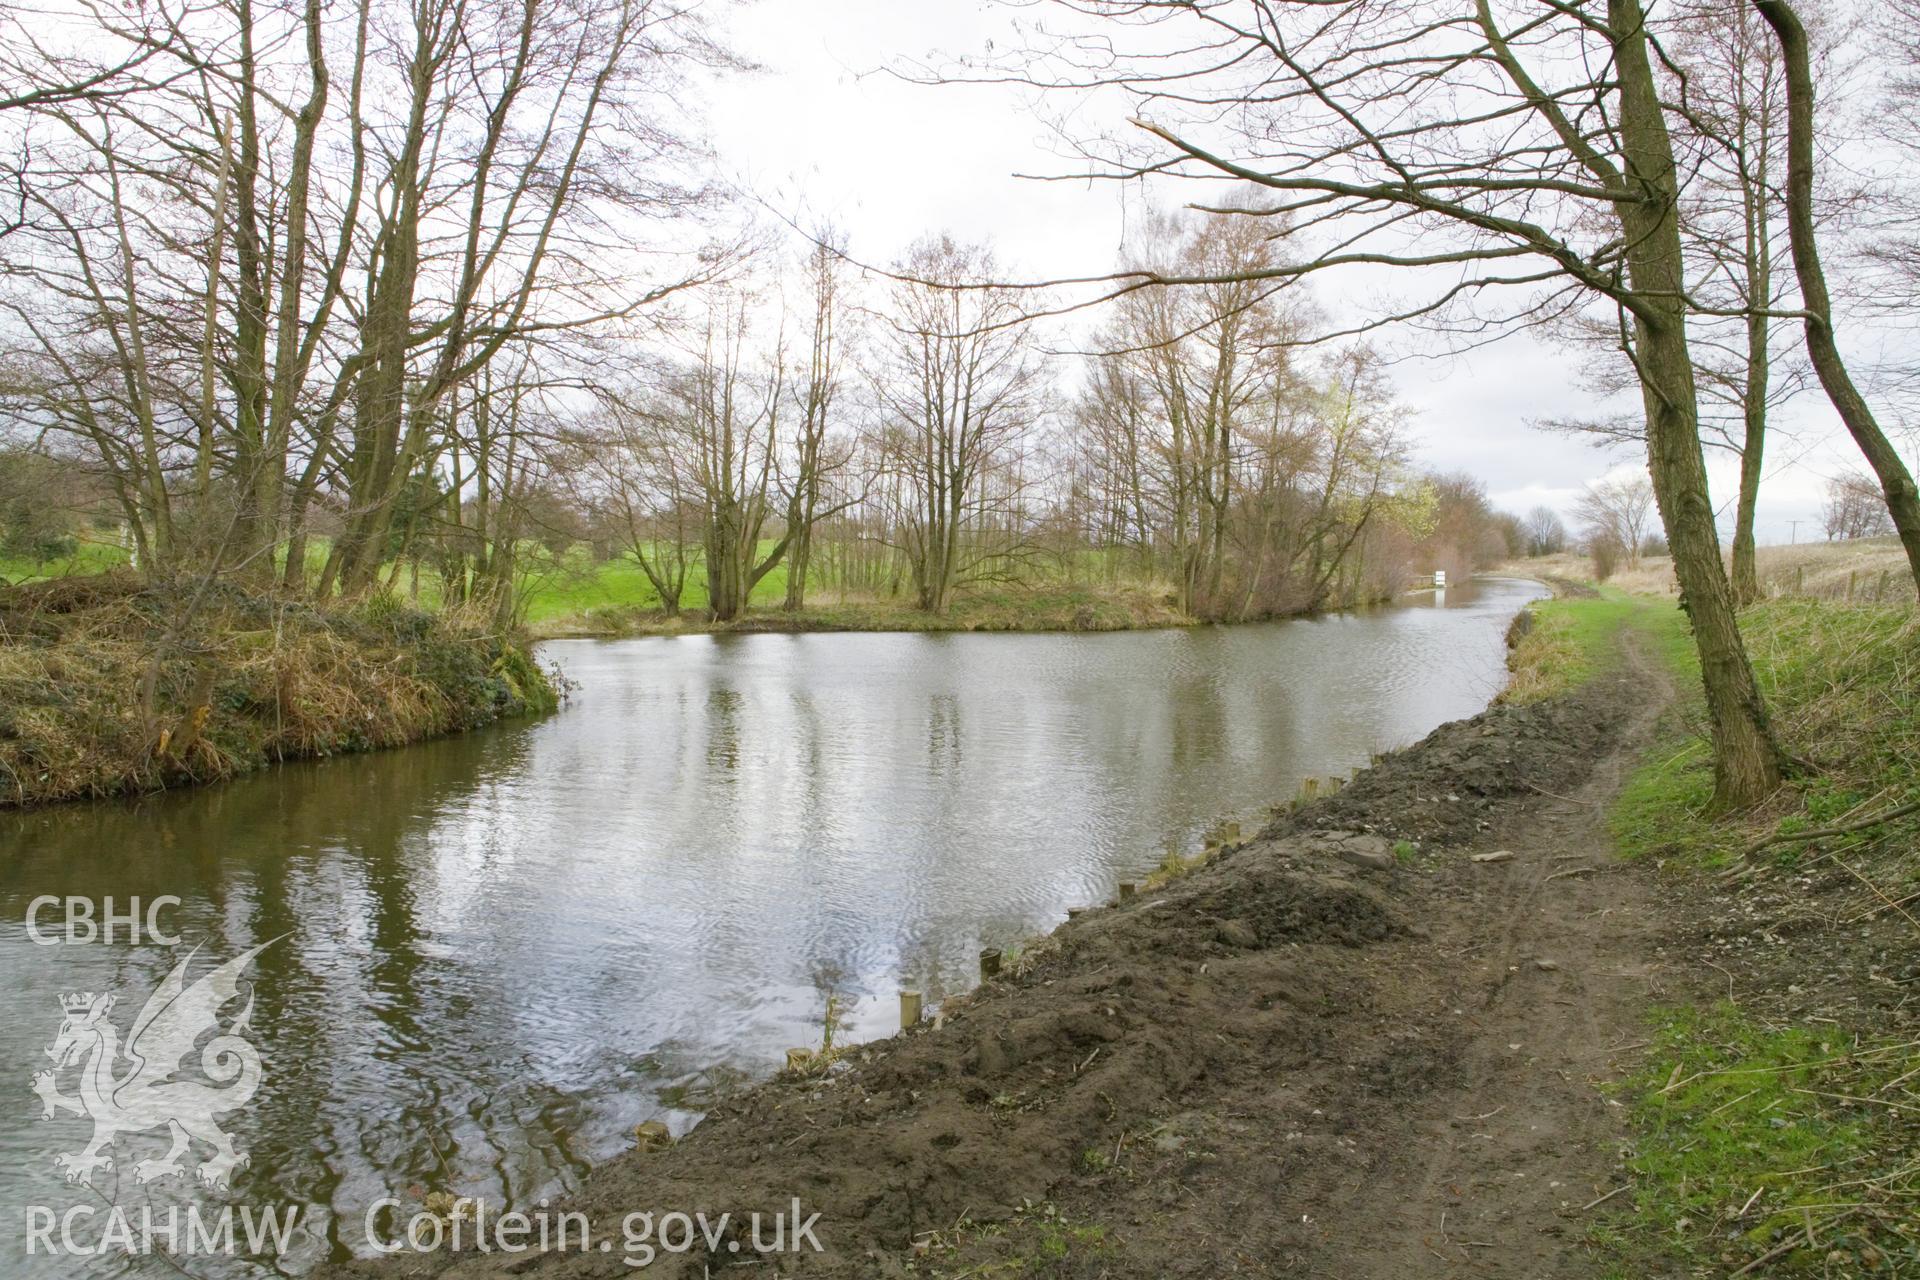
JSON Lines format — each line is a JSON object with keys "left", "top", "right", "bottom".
{"left": 1754, "top": 0, "right": 1920, "bottom": 592}
{"left": 257, "top": 0, "right": 331, "bottom": 579}
{"left": 706, "top": 516, "right": 742, "bottom": 622}
{"left": 1731, "top": 208, "right": 1769, "bottom": 608}
{"left": 1730, "top": 389, "right": 1765, "bottom": 607}
{"left": 1616, "top": 0, "right": 1784, "bottom": 810}
{"left": 228, "top": 0, "right": 274, "bottom": 574}
{"left": 784, "top": 523, "right": 812, "bottom": 612}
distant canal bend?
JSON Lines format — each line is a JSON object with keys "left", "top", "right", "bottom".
{"left": 0, "top": 575, "right": 1546, "bottom": 1274}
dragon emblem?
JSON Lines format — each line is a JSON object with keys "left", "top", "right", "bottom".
{"left": 31, "top": 939, "right": 277, "bottom": 1190}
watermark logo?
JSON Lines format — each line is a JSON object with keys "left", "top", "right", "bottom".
{"left": 17, "top": 908, "right": 828, "bottom": 1269}
{"left": 31, "top": 938, "right": 276, "bottom": 1191}
{"left": 25, "top": 895, "right": 182, "bottom": 946}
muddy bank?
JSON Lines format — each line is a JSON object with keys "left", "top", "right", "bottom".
{"left": 320, "top": 627, "right": 1665, "bottom": 1280}
{"left": 0, "top": 572, "right": 556, "bottom": 809}
{"left": 1259, "top": 677, "right": 1621, "bottom": 848}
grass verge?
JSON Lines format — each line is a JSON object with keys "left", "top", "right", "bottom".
{"left": 1597, "top": 1006, "right": 1920, "bottom": 1276}
{"left": 1595, "top": 593, "right": 1920, "bottom": 1276}
{"left": 1610, "top": 599, "right": 1918, "bottom": 870}
{"left": 0, "top": 539, "right": 130, "bottom": 584}
{"left": 1501, "top": 587, "right": 1692, "bottom": 706}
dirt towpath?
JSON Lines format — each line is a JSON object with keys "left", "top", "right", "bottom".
{"left": 1292, "top": 625, "right": 1679, "bottom": 1279}
{"left": 324, "top": 624, "right": 1678, "bottom": 1280}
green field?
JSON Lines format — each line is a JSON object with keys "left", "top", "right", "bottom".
{"left": 507, "top": 545, "right": 795, "bottom": 625}
{"left": 0, "top": 537, "right": 1184, "bottom": 637}
{"left": 0, "top": 537, "right": 793, "bottom": 624}
{"left": 0, "top": 538, "right": 131, "bottom": 584}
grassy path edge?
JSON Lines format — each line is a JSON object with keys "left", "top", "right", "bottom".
{"left": 1531, "top": 586, "right": 1920, "bottom": 1277}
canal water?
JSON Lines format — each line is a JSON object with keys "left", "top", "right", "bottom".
{"left": 0, "top": 576, "right": 1545, "bottom": 1274}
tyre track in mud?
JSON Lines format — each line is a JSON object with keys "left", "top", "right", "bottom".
{"left": 1325, "top": 627, "right": 1678, "bottom": 1280}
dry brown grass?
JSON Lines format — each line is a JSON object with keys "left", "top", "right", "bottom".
{"left": 1748, "top": 537, "right": 1916, "bottom": 602}
{"left": 1497, "top": 607, "right": 1586, "bottom": 704}
{"left": 1499, "top": 537, "right": 1916, "bottom": 603}
{"left": 1497, "top": 550, "right": 1680, "bottom": 595}
{"left": 0, "top": 573, "right": 554, "bottom": 808}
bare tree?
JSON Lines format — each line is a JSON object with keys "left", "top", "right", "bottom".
{"left": 782, "top": 235, "right": 857, "bottom": 612}
{"left": 653, "top": 289, "right": 794, "bottom": 624}
{"left": 1069, "top": 353, "right": 1158, "bottom": 572}
{"left": 1086, "top": 210, "right": 1312, "bottom": 616}
{"left": 1575, "top": 475, "right": 1658, "bottom": 571}
{"left": 1589, "top": 532, "right": 1623, "bottom": 582}
{"left": 968, "top": 0, "right": 1784, "bottom": 806}
{"left": 1491, "top": 0, "right": 1803, "bottom": 603}
{"left": 1288, "top": 348, "right": 1410, "bottom": 612}
{"left": 1523, "top": 506, "right": 1568, "bottom": 557}
{"left": 0, "top": 1, "right": 185, "bottom": 117}
{"left": 874, "top": 235, "right": 1046, "bottom": 615}
{"left": 584, "top": 390, "right": 702, "bottom": 618}
{"left": 318, "top": 0, "right": 729, "bottom": 597}
{"left": 1670, "top": 0, "right": 1805, "bottom": 605}
{"left": 1822, "top": 469, "right": 1896, "bottom": 542}
{"left": 1754, "top": 0, "right": 1920, "bottom": 594}
{"left": 0, "top": 0, "right": 729, "bottom": 632}
{"left": 429, "top": 351, "right": 582, "bottom": 629}
{"left": 1878, "top": 0, "right": 1920, "bottom": 315}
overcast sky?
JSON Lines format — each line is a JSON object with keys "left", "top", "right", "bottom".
{"left": 700, "top": 0, "right": 1916, "bottom": 543}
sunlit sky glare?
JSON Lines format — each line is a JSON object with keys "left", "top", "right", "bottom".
{"left": 700, "top": 0, "right": 1916, "bottom": 543}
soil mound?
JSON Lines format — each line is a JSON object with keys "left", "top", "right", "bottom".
{"left": 1270, "top": 680, "right": 1630, "bottom": 847}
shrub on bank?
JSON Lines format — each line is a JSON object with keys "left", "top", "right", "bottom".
{"left": 0, "top": 572, "right": 558, "bottom": 807}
